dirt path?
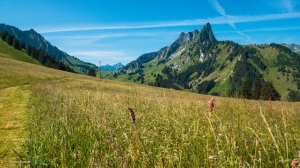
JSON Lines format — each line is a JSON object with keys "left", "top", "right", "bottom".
{"left": 0, "top": 86, "right": 29, "bottom": 167}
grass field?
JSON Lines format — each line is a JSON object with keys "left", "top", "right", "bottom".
{"left": 1, "top": 48, "right": 300, "bottom": 167}
{"left": 0, "top": 40, "right": 41, "bottom": 66}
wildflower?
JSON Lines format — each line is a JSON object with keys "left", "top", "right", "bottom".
{"left": 291, "top": 159, "right": 298, "bottom": 168}
{"left": 208, "top": 97, "right": 215, "bottom": 112}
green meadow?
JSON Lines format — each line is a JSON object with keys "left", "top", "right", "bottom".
{"left": 0, "top": 42, "right": 300, "bottom": 167}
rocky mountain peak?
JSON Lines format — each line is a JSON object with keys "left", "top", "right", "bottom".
{"left": 199, "top": 22, "right": 216, "bottom": 42}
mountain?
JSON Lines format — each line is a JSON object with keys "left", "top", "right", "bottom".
{"left": 108, "top": 23, "right": 300, "bottom": 101}
{"left": 281, "top": 43, "right": 300, "bottom": 54}
{"left": 101, "top": 62, "right": 124, "bottom": 71}
{"left": 0, "top": 23, "right": 97, "bottom": 73}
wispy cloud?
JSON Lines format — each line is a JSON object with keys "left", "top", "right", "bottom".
{"left": 38, "top": 12, "right": 300, "bottom": 34}
{"left": 69, "top": 50, "right": 125, "bottom": 57}
{"left": 208, "top": 0, "right": 250, "bottom": 40}
{"left": 68, "top": 50, "right": 136, "bottom": 65}
{"left": 242, "top": 26, "right": 300, "bottom": 32}
{"left": 44, "top": 33, "right": 128, "bottom": 40}
{"left": 214, "top": 26, "right": 300, "bottom": 34}
{"left": 266, "top": 0, "right": 297, "bottom": 13}
{"left": 208, "top": 0, "right": 227, "bottom": 16}
{"left": 43, "top": 31, "right": 176, "bottom": 40}
{"left": 282, "top": 0, "right": 295, "bottom": 12}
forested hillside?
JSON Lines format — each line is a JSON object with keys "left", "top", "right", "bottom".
{"left": 0, "top": 31, "right": 76, "bottom": 73}
{"left": 0, "top": 23, "right": 98, "bottom": 74}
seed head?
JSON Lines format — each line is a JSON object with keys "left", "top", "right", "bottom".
{"left": 208, "top": 97, "right": 215, "bottom": 112}
{"left": 292, "top": 159, "right": 299, "bottom": 168}
{"left": 128, "top": 107, "right": 136, "bottom": 123}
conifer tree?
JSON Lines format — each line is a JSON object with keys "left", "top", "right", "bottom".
{"left": 287, "top": 90, "right": 300, "bottom": 102}
{"left": 87, "top": 68, "right": 96, "bottom": 77}
{"left": 1, "top": 31, "right": 8, "bottom": 41}
{"left": 260, "top": 81, "right": 281, "bottom": 100}
{"left": 252, "top": 77, "right": 262, "bottom": 99}
{"left": 6, "top": 34, "right": 13, "bottom": 46}
{"left": 240, "top": 77, "right": 252, "bottom": 99}
{"left": 20, "top": 42, "right": 25, "bottom": 50}
{"left": 26, "top": 45, "right": 32, "bottom": 56}
{"left": 13, "top": 38, "right": 20, "bottom": 50}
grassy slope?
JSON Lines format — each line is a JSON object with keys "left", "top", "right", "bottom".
{"left": 0, "top": 47, "right": 85, "bottom": 167}
{"left": 25, "top": 67, "right": 300, "bottom": 167}
{"left": 252, "top": 45, "right": 298, "bottom": 99}
{"left": 0, "top": 41, "right": 59, "bottom": 89}
{"left": 1, "top": 43, "right": 300, "bottom": 167}
{"left": 0, "top": 86, "right": 29, "bottom": 167}
{"left": 0, "top": 40, "right": 41, "bottom": 65}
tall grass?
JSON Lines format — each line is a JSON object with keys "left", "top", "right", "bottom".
{"left": 25, "top": 79, "right": 300, "bottom": 167}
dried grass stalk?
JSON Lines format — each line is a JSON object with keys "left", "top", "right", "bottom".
{"left": 128, "top": 107, "right": 136, "bottom": 123}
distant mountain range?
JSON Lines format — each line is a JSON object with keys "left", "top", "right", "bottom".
{"left": 281, "top": 43, "right": 300, "bottom": 54}
{"left": 101, "top": 62, "right": 124, "bottom": 71}
{"left": 0, "top": 23, "right": 97, "bottom": 74}
{"left": 108, "top": 23, "right": 300, "bottom": 101}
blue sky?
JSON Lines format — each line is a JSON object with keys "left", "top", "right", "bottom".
{"left": 1, "top": 0, "right": 300, "bottom": 65}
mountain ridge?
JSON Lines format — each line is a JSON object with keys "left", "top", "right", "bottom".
{"left": 109, "top": 23, "right": 300, "bottom": 101}
{"left": 281, "top": 43, "right": 300, "bottom": 54}
{"left": 101, "top": 62, "right": 124, "bottom": 71}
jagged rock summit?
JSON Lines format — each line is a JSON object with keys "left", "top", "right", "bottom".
{"left": 199, "top": 22, "right": 216, "bottom": 42}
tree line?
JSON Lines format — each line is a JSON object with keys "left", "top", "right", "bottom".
{"left": 0, "top": 31, "right": 76, "bottom": 73}
{"left": 238, "top": 77, "right": 281, "bottom": 100}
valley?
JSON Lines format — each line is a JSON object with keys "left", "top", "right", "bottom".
{"left": 0, "top": 34, "right": 300, "bottom": 167}
{"left": 0, "top": 23, "right": 300, "bottom": 167}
